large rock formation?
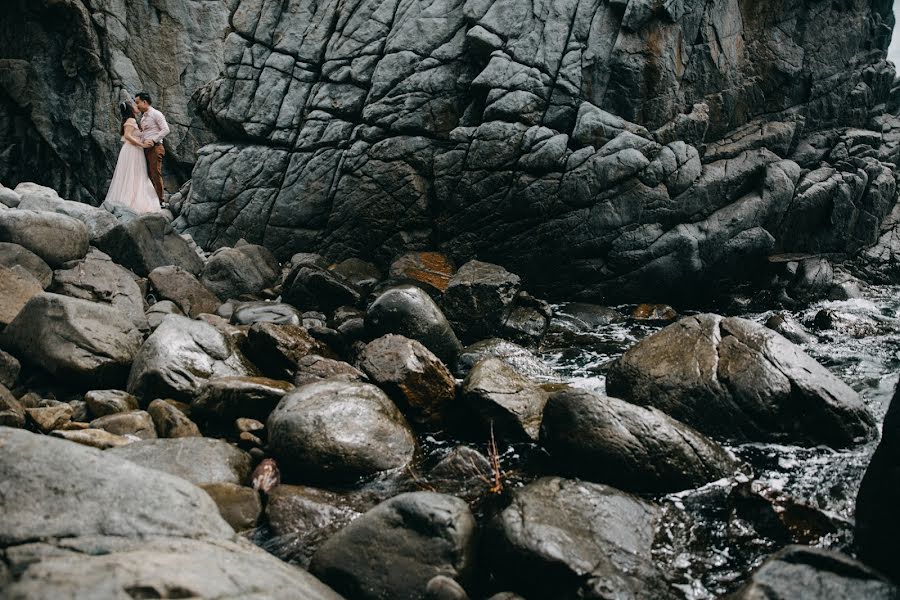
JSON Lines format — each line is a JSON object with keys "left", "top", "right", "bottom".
{"left": 3, "top": 1, "right": 899, "bottom": 301}
{"left": 0, "top": 0, "right": 232, "bottom": 203}
{"left": 167, "top": 0, "right": 899, "bottom": 301}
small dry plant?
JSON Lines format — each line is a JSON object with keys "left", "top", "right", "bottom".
{"left": 479, "top": 421, "right": 504, "bottom": 495}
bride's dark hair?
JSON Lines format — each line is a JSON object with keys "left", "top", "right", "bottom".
{"left": 118, "top": 101, "right": 134, "bottom": 135}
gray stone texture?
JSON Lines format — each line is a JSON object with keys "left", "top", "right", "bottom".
{"left": 310, "top": 492, "right": 477, "bottom": 600}
{"left": 1, "top": 292, "right": 142, "bottom": 388}
{"left": 606, "top": 313, "right": 876, "bottom": 447}
{"left": 486, "top": 476, "right": 675, "bottom": 600}
{"left": 50, "top": 248, "right": 149, "bottom": 332}
{"left": 0, "top": 425, "right": 343, "bottom": 599}
{"left": 127, "top": 314, "right": 257, "bottom": 403}
{"left": 160, "top": 0, "right": 898, "bottom": 301}
{"left": 107, "top": 436, "right": 252, "bottom": 487}
{"left": 726, "top": 545, "right": 898, "bottom": 600}
{"left": 267, "top": 379, "right": 417, "bottom": 483}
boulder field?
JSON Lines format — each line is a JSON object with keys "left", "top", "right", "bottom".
{"left": 0, "top": 182, "right": 894, "bottom": 598}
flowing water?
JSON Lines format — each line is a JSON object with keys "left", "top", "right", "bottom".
{"left": 541, "top": 285, "right": 900, "bottom": 598}
{"left": 249, "top": 286, "right": 900, "bottom": 598}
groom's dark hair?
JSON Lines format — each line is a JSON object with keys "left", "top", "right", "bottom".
{"left": 136, "top": 92, "right": 152, "bottom": 105}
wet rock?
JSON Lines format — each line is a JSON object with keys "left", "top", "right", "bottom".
{"left": 107, "top": 437, "right": 253, "bottom": 486}
{"left": 268, "top": 379, "right": 416, "bottom": 483}
{"left": 200, "top": 482, "right": 262, "bottom": 532}
{"left": 544, "top": 303, "right": 624, "bottom": 347}
{"left": 50, "top": 248, "right": 148, "bottom": 331}
{"left": 193, "top": 376, "right": 293, "bottom": 423}
{"left": 0, "top": 426, "right": 233, "bottom": 543}
{"left": 606, "top": 314, "right": 875, "bottom": 447}
{"left": 461, "top": 357, "right": 548, "bottom": 443}
{"left": 357, "top": 334, "right": 455, "bottom": 428}
{"left": 812, "top": 308, "right": 883, "bottom": 337}
{"left": 148, "top": 265, "right": 220, "bottom": 319}
{"left": 266, "top": 484, "right": 365, "bottom": 567}
{"left": 330, "top": 258, "right": 382, "bottom": 295}
{"left": 787, "top": 257, "right": 834, "bottom": 302}
{"left": 90, "top": 410, "right": 157, "bottom": 440}
{"left": 541, "top": 388, "right": 738, "bottom": 493}
{"left": 0, "top": 429, "right": 339, "bottom": 600}
{"left": 310, "top": 492, "right": 476, "bottom": 600}
{"left": 856, "top": 384, "right": 900, "bottom": 581}
{"left": 0, "top": 384, "right": 26, "bottom": 428}
{"left": 827, "top": 272, "right": 864, "bottom": 301}
{"left": 485, "top": 477, "right": 674, "bottom": 600}
{"left": 196, "top": 313, "right": 248, "bottom": 346}
{"left": 455, "top": 338, "right": 558, "bottom": 381}
{"left": 497, "top": 292, "right": 552, "bottom": 347}
{"left": 127, "top": 315, "right": 256, "bottom": 403}
{"left": 50, "top": 427, "right": 133, "bottom": 449}
{"left": 96, "top": 213, "right": 204, "bottom": 277}
{"left": 632, "top": 303, "right": 678, "bottom": 321}
{"left": 2, "top": 293, "right": 142, "bottom": 388}
{"left": 441, "top": 260, "right": 521, "bottom": 344}
{"left": 366, "top": 285, "right": 463, "bottom": 366}
{"left": 284, "top": 252, "right": 330, "bottom": 272}
{"left": 244, "top": 322, "right": 322, "bottom": 379}
{"left": 294, "top": 355, "right": 367, "bottom": 386}
{"left": 390, "top": 252, "right": 456, "bottom": 293}
{"left": 16, "top": 183, "right": 118, "bottom": 240}
{"left": 425, "top": 575, "right": 469, "bottom": 600}
{"left": 236, "top": 417, "right": 264, "bottom": 433}
{"left": 26, "top": 404, "right": 73, "bottom": 433}
{"left": 427, "top": 446, "right": 496, "bottom": 501}
{"left": 231, "top": 301, "right": 301, "bottom": 326}
{"left": 0, "top": 183, "right": 20, "bottom": 207}
{"left": 0, "top": 349, "right": 20, "bottom": 388}
{"left": 727, "top": 545, "right": 898, "bottom": 599}
{"left": 283, "top": 264, "right": 361, "bottom": 313}
{"left": 4, "top": 535, "right": 344, "bottom": 599}
{"left": 146, "top": 299, "right": 184, "bottom": 329}
{"left": 67, "top": 399, "right": 89, "bottom": 422}
{"left": 0, "top": 265, "right": 42, "bottom": 326}
{"left": 148, "top": 399, "right": 201, "bottom": 438}
{"left": 201, "top": 243, "right": 280, "bottom": 301}
{"left": 0, "top": 242, "right": 52, "bottom": 288}
{"left": 0, "top": 209, "right": 89, "bottom": 267}
{"left": 765, "top": 313, "right": 817, "bottom": 345}
{"left": 83, "top": 389, "right": 139, "bottom": 418}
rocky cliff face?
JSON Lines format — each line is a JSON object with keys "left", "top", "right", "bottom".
{"left": 172, "top": 0, "right": 900, "bottom": 301}
{"left": 0, "top": 0, "right": 234, "bottom": 204}
{"left": 4, "top": 0, "right": 899, "bottom": 301}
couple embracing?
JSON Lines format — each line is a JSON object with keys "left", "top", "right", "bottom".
{"left": 104, "top": 92, "right": 169, "bottom": 212}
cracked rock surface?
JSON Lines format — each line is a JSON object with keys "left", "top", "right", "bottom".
{"left": 606, "top": 313, "right": 877, "bottom": 447}
{"left": 162, "top": 0, "right": 900, "bottom": 301}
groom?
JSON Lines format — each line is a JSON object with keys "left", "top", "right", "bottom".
{"left": 134, "top": 92, "right": 170, "bottom": 205}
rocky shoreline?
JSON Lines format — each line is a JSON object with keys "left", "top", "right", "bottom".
{"left": 1, "top": 181, "right": 899, "bottom": 598}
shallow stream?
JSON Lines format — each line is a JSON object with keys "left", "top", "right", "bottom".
{"left": 250, "top": 286, "right": 900, "bottom": 598}
{"left": 542, "top": 285, "right": 900, "bottom": 598}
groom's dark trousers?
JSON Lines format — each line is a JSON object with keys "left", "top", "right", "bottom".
{"left": 144, "top": 144, "right": 165, "bottom": 201}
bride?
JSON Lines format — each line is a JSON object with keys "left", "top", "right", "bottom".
{"left": 104, "top": 100, "right": 161, "bottom": 212}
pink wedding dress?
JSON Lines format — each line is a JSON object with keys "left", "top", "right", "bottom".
{"left": 104, "top": 118, "right": 161, "bottom": 212}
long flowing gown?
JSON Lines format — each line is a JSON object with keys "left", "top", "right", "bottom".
{"left": 104, "top": 118, "right": 161, "bottom": 212}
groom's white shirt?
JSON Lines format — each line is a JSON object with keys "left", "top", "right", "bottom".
{"left": 140, "top": 106, "right": 170, "bottom": 144}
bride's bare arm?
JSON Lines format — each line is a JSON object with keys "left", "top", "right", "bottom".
{"left": 123, "top": 121, "right": 144, "bottom": 146}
